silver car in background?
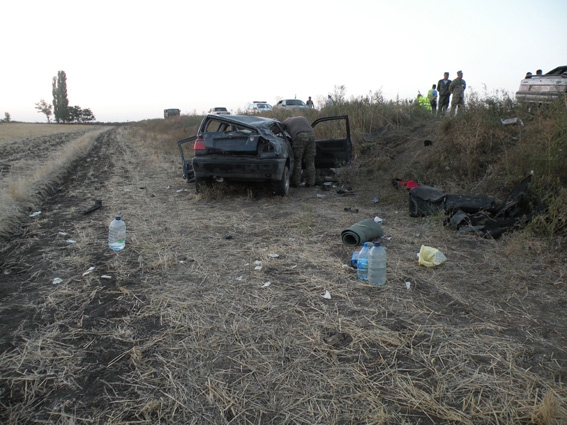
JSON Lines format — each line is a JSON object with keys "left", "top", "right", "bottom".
{"left": 273, "top": 99, "right": 309, "bottom": 110}
{"left": 245, "top": 102, "right": 273, "bottom": 114}
{"left": 516, "top": 66, "right": 567, "bottom": 104}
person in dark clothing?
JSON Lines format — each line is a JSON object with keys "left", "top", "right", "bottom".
{"left": 437, "top": 72, "right": 451, "bottom": 113}
{"left": 281, "top": 116, "right": 316, "bottom": 187}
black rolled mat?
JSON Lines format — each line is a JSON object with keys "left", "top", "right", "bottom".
{"left": 341, "top": 218, "right": 384, "bottom": 246}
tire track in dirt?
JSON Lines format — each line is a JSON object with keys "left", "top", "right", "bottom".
{"left": 0, "top": 128, "right": 123, "bottom": 347}
{"left": 0, "top": 131, "right": 92, "bottom": 179}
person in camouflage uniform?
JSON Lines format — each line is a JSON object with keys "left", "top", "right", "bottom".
{"left": 449, "top": 70, "right": 466, "bottom": 115}
{"left": 437, "top": 72, "right": 451, "bottom": 113}
{"left": 281, "top": 116, "right": 316, "bottom": 187}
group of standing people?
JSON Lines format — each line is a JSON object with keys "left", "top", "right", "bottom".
{"left": 305, "top": 95, "right": 334, "bottom": 109}
{"left": 425, "top": 71, "right": 467, "bottom": 115}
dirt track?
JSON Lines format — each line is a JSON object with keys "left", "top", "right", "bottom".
{"left": 1, "top": 125, "right": 567, "bottom": 424}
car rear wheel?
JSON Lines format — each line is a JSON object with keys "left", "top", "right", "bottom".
{"left": 273, "top": 164, "right": 290, "bottom": 196}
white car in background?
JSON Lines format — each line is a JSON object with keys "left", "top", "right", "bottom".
{"left": 273, "top": 99, "right": 309, "bottom": 110}
{"left": 209, "top": 107, "right": 230, "bottom": 115}
{"left": 516, "top": 66, "right": 567, "bottom": 104}
{"left": 245, "top": 101, "right": 272, "bottom": 114}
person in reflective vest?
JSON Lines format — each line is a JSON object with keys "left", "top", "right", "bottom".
{"left": 416, "top": 92, "right": 431, "bottom": 110}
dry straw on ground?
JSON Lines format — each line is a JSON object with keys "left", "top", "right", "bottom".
{"left": 0, "top": 123, "right": 566, "bottom": 424}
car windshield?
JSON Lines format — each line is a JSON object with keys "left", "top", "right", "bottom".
{"left": 257, "top": 104, "right": 269, "bottom": 109}
{"left": 289, "top": 100, "right": 304, "bottom": 106}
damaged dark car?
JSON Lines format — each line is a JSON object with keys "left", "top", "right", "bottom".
{"left": 178, "top": 114, "right": 352, "bottom": 196}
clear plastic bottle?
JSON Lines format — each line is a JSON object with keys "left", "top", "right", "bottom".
{"left": 108, "top": 216, "right": 126, "bottom": 251}
{"left": 368, "top": 241, "right": 386, "bottom": 286}
{"left": 356, "top": 242, "right": 370, "bottom": 281}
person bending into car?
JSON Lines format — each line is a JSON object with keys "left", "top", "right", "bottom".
{"left": 281, "top": 116, "right": 316, "bottom": 188}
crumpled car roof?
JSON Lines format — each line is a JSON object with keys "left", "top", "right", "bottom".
{"left": 206, "top": 114, "right": 280, "bottom": 128}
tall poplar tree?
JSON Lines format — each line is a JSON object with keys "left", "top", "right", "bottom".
{"left": 52, "top": 71, "right": 69, "bottom": 123}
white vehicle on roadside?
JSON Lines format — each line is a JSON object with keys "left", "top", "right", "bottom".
{"left": 516, "top": 66, "right": 567, "bottom": 104}
{"left": 209, "top": 107, "right": 230, "bottom": 115}
{"left": 245, "top": 101, "right": 273, "bottom": 114}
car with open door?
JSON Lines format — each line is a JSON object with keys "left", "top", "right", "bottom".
{"left": 177, "top": 114, "right": 352, "bottom": 196}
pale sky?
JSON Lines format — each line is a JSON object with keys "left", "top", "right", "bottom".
{"left": 2, "top": 0, "right": 565, "bottom": 123}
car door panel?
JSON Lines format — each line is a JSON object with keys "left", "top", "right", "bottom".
{"left": 312, "top": 116, "right": 352, "bottom": 169}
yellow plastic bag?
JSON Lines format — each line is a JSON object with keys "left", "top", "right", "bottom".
{"left": 418, "top": 245, "right": 447, "bottom": 267}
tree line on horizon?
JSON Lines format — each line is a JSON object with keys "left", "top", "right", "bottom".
{"left": 35, "top": 71, "right": 95, "bottom": 123}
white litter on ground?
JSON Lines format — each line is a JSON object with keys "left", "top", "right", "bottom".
{"left": 82, "top": 267, "right": 95, "bottom": 276}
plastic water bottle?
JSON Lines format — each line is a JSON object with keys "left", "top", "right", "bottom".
{"left": 108, "top": 216, "right": 126, "bottom": 251}
{"left": 368, "top": 241, "right": 386, "bottom": 286}
{"left": 357, "top": 242, "right": 370, "bottom": 281}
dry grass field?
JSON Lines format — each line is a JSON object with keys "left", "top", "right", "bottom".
{"left": 0, "top": 119, "right": 566, "bottom": 424}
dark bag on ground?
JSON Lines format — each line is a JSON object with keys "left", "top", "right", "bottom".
{"left": 409, "top": 186, "right": 446, "bottom": 217}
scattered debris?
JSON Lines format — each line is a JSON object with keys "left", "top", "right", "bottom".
{"left": 322, "top": 290, "right": 331, "bottom": 299}
{"left": 58, "top": 232, "right": 68, "bottom": 236}
{"left": 262, "top": 282, "right": 271, "bottom": 288}
{"left": 501, "top": 117, "right": 524, "bottom": 126}
{"left": 372, "top": 197, "right": 379, "bottom": 203}
{"left": 406, "top": 174, "right": 537, "bottom": 238}
{"left": 344, "top": 207, "right": 359, "bottom": 213}
{"left": 418, "top": 245, "right": 447, "bottom": 267}
{"left": 224, "top": 234, "right": 233, "bottom": 240}
{"left": 83, "top": 199, "right": 102, "bottom": 215}
{"left": 392, "top": 179, "right": 419, "bottom": 190}
{"left": 316, "top": 194, "right": 325, "bottom": 199}
{"left": 66, "top": 239, "right": 77, "bottom": 244}
{"left": 405, "top": 281, "right": 411, "bottom": 290}
{"left": 82, "top": 267, "right": 95, "bottom": 276}
{"left": 29, "top": 211, "right": 41, "bottom": 217}
{"left": 235, "top": 276, "right": 243, "bottom": 281}
{"left": 254, "top": 261, "right": 262, "bottom": 271}
{"left": 101, "top": 275, "right": 112, "bottom": 279}
{"left": 52, "top": 278, "right": 62, "bottom": 285}
{"left": 268, "top": 253, "right": 279, "bottom": 258}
